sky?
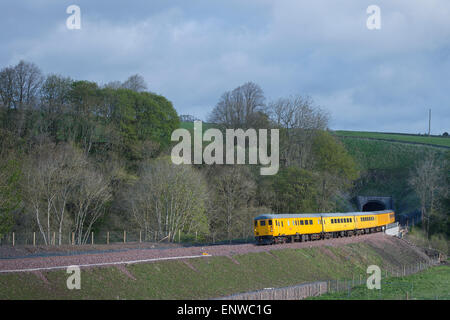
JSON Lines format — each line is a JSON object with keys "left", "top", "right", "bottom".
{"left": 1, "top": 0, "right": 449, "bottom": 134}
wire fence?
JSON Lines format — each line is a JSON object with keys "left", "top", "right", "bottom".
{"left": 0, "top": 230, "right": 256, "bottom": 247}
{"left": 325, "top": 255, "right": 445, "bottom": 300}
{"left": 216, "top": 254, "right": 444, "bottom": 300}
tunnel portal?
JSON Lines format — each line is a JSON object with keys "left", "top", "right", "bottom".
{"left": 356, "top": 196, "right": 393, "bottom": 212}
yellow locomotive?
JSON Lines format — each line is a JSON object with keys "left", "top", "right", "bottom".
{"left": 253, "top": 210, "right": 395, "bottom": 244}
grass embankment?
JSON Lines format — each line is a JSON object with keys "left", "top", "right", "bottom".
{"left": 333, "top": 130, "right": 450, "bottom": 148}
{"left": 310, "top": 264, "right": 450, "bottom": 300}
{"left": 0, "top": 240, "right": 436, "bottom": 299}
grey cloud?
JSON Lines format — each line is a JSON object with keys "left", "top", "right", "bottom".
{"left": 0, "top": 0, "right": 448, "bottom": 134}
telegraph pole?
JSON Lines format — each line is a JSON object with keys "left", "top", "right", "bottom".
{"left": 428, "top": 109, "right": 431, "bottom": 136}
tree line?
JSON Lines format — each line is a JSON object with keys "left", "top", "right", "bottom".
{"left": 0, "top": 61, "right": 362, "bottom": 244}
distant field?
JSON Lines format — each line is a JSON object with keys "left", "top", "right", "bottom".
{"left": 333, "top": 130, "right": 450, "bottom": 148}
{"left": 309, "top": 264, "right": 450, "bottom": 300}
{"left": 337, "top": 136, "right": 447, "bottom": 171}
{"left": 335, "top": 134, "right": 448, "bottom": 213}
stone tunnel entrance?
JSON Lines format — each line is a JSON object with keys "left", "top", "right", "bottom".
{"left": 356, "top": 196, "right": 394, "bottom": 212}
{"left": 362, "top": 201, "right": 386, "bottom": 212}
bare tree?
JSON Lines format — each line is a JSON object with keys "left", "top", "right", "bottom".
{"left": 0, "top": 61, "right": 43, "bottom": 135}
{"left": 408, "top": 154, "right": 446, "bottom": 239}
{"left": 23, "top": 143, "right": 110, "bottom": 245}
{"left": 23, "top": 143, "right": 86, "bottom": 245}
{"left": 208, "top": 165, "right": 257, "bottom": 241}
{"left": 208, "top": 82, "right": 267, "bottom": 129}
{"left": 268, "top": 95, "right": 329, "bottom": 168}
{"left": 13, "top": 60, "right": 43, "bottom": 108}
{"left": 72, "top": 165, "right": 112, "bottom": 245}
{"left": 122, "top": 74, "right": 148, "bottom": 92}
{"left": 127, "top": 157, "right": 208, "bottom": 241}
{"left": 40, "top": 74, "right": 73, "bottom": 136}
{"left": 0, "top": 66, "right": 15, "bottom": 109}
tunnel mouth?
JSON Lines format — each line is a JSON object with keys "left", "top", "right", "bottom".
{"left": 362, "top": 201, "right": 386, "bottom": 212}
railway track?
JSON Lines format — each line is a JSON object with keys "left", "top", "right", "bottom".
{"left": 0, "top": 233, "right": 389, "bottom": 274}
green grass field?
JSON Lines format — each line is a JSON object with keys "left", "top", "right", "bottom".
{"left": 309, "top": 264, "right": 450, "bottom": 300}
{"left": 333, "top": 130, "right": 450, "bottom": 148}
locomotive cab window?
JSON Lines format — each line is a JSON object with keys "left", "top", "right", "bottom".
{"left": 260, "top": 220, "right": 266, "bottom": 226}
{"left": 269, "top": 220, "right": 272, "bottom": 226}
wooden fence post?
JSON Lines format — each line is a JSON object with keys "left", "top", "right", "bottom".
{"left": 12, "top": 232, "right": 15, "bottom": 246}
{"left": 139, "top": 231, "right": 142, "bottom": 243}
{"left": 91, "top": 232, "right": 94, "bottom": 245}
{"left": 33, "top": 232, "right": 36, "bottom": 246}
{"left": 107, "top": 231, "right": 109, "bottom": 245}
{"left": 123, "top": 230, "right": 126, "bottom": 243}
{"left": 178, "top": 230, "right": 181, "bottom": 243}
{"left": 53, "top": 232, "right": 56, "bottom": 246}
{"left": 72, "top": 232, "right": 75, "bottom": 245}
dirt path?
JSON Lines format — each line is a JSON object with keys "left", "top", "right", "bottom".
{"left": 0, "top": 233, "right": 410, "bottom": 273}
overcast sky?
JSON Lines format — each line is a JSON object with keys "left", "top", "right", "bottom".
{"left": 1, "top": 0, "right": 449, "bottom": 134}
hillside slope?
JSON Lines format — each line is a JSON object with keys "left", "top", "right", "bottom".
{"left": 0, "top": 234, "right": 437, "bottom": 299}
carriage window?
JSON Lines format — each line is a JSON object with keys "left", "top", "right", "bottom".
{"left": 305, "top": 220, "right": 309, "bottom": 225}
{"left": 300, "top": 220, "right": 304, "bottom": 225}
{"left": 260, "top": 220, "right": 266, "bottom": 226}
{"left": 310, "top": 220, "right": 313, "bottom": 225}
{"left": 269, "top": 220, "right": 272, "bottom": 225}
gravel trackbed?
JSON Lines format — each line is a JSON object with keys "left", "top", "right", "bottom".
{"left": 0, "top": 233, "right": 413, "bottom": 273}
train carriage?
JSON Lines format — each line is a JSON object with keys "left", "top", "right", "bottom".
{"left": 254, "top": 210, "right": 395, "bottom": 244}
